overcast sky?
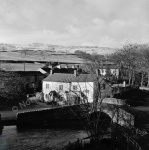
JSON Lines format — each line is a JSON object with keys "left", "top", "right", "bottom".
{"left": 0, "top": 0, "right": 149, "bottom": 48}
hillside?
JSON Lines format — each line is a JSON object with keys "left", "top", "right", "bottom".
{"left": 0, "top": 43, "right": 116, "bottom": 55}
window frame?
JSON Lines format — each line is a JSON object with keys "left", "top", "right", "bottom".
{"left": 46, "top": 84, "right": 49, "bottom": 89}
{"left": 59, "top": 85, "right": 63, "bottom": 91}
{"left": 72, "top": 85, "right": 78, "bottom": 91}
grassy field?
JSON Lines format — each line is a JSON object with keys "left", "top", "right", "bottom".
{"left": 0, "top": 51, "right": 84, "bottom": 63}
{"left": 0, "top": 50, "right": 85, "bottom": 71}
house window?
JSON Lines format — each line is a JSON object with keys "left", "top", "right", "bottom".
{"left": 46, "top": 84, "right": 49, "bottom": 89}
{"left": 59, "top": 85, "right": 63, "bottom": 90}
{"left": 73, "top": 85, "right": 78, "bottom": 90}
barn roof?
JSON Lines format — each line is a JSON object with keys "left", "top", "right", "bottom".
{"left": 43, "top": 73, "right": 100, "bottom": 82}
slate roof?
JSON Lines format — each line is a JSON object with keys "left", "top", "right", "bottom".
{"left": 43, "top": 73, "right": 100, "bottom": 82}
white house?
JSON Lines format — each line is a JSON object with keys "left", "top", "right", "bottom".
{"left": 42, "top": 71, "right": 96, "bottom": 103}
{"left": 42, "top": 70, "right": 113, "bottom": 104}
{"left": 99, "top": 68, "right": 119, "bottom": 77}
{"left": 98, "top": 60, "right": 119, "bottom": 77}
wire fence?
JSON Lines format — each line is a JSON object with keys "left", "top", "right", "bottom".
{"left": 62, "top": 126, "right": 143, "bottom": 150}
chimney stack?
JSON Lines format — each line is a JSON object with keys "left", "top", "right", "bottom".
{"left": 74, "top": 69, "right": 77, "bottom": 77}
{"left": 96, "top": 69, "right": 100, "bottom": 77}
{"left": 50, "top": 68, "right": 53, "bottom": 75}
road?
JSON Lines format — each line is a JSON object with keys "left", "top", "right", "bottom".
{"left": 0, "top": 102, "right": 52, "bottom": 121}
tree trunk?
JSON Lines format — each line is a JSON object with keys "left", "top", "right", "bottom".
{"left": 140, "top": 72, "right": 144, "bottom": 87}
{"left": 131, "top": 70, "right": 135, "bottom": 87}
{"left": 128, "top": 69, "right": 132, "bottom": 86}
{"left": 147, "top": 71, "right": 149, "bottom": 87}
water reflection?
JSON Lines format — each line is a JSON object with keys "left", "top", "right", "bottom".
{"left": 0, "top": 126, "right": 87, "bottom": 150}
{"left": 1, "top": 124, "right": 148, "bottom": 150}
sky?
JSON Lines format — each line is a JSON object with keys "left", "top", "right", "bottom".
{"left": 0, "top": 0, "right": 149, "bottom": 48}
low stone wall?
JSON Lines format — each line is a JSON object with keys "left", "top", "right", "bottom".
{"left": 139, "top": 87, "right": 149, "bottom": 91}
{"left": 16, "top": 105, "right": 85, "bottom": 128}
{"left": 99, "top": 98, "right": 126, "bottom": 106}
{"left": 115, "top": 108, "right": 134, "bottom": 127}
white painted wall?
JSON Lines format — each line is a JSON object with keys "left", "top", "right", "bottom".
{"left": 43, "top": 81, "right": 70, "bottom": 102}
{"left": 42, "top": 81, "right": 94, "bottom": 103}
{"left": 71, "top": 82, "right": 94, "bottom": 103}
{"left": 99, "top": 69, "right": 119, "bottom": 77}
{"left": 110, "top": 69, "right": 119, "bottom": 77}
{"left": 99, "top": 69, "right": 106, "bottom": 76}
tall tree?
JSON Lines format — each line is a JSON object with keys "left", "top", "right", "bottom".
{"left": 0, "top": 71, "right": 27, "bottom": 106}
{"left": 109, "top": 44, "right": 141, "bottom": 87}
{"left": 141, "top": 46, "right": 149, "bottom": 87}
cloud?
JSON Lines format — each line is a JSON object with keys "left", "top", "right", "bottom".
{"left": 66, "top": 25, "right": 81, "bottom": 36}
{"left": 0, "top": 0, "right": 149, "bottom": 48}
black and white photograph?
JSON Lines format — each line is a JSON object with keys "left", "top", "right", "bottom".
{"left": 0, "top": 0, "right": 149, "bottom": 149}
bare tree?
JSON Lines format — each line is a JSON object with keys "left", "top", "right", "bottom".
{"left": 109, "top": 44, "right": 143, "bottom": 87}
{"left": 55, "top": 62, "right": 115, "bottom": 145}
{"left": 140, "top": 46, "right": 149, "bottom": 87}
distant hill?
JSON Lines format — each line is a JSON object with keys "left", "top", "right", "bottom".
{"left": 0, "top": 43, "right": 16, "bottom": 51}
{"left": 0, "top": 43, "right": 116, "bottom": 55}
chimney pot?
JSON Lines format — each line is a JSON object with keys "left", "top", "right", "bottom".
{"left": 96, "top": 69, "right": 100, "bottom": 77}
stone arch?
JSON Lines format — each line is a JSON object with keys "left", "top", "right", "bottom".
{"left": 89, "top": 111, "right": 112, "bottom": 133}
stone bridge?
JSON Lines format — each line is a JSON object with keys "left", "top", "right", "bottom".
{"left": 99, "top": 105, "right": 134, "bottom": 127}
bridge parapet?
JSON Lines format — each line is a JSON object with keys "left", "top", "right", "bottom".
{"left": 100, "top": 106, "right": 134, "bottom": 127}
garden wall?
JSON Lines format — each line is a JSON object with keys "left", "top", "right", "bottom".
{"left": 16, "top": 105, "right": 85, "bottom": 128}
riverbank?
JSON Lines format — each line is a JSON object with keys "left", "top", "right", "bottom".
{"left": 0, "top": 103, "right": 88, "bottom": 149}
{"left": 0, "top": 126, "right": 87, "bottom": 150}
